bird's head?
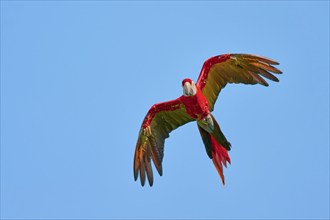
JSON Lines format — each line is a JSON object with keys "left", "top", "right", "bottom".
{"left": 182, "top": 78, "right": 197, "bottom": 96}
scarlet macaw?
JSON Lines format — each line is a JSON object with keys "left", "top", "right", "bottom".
{"left": 133, "top": 54, "right": 282, "bottom": 186}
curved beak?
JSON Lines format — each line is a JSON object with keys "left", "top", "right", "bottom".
{"left": 183, "top": 81, "right": 197, "bottom": 96}
{"left": 183, "top": 82, "right": 192, "bottom": 96}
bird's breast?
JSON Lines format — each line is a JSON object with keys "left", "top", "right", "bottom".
{"left": 180, "top": 89, "right": 210, "bottom": 120}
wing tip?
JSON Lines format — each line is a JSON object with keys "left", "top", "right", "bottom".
{"left": 158, "top": 166, "right": 163, "bottom": 176}
{"left": 134, "top": 171, "right": 138, "bottom": 181}
{"left": 262, "top": 76, "right": 280, "bottom": 86}
{"left": 273, "top": 77, "right": 280, "bottom": 82}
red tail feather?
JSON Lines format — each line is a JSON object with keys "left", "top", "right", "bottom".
{"left": 210, "top": 135, "right": 231, "bottom": 185}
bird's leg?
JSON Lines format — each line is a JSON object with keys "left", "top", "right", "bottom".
{"left": 197, "top": 114, "right": 214, "bottom": 133}
{"left": 205, "top": 114, "right": 214, "bottom": 130}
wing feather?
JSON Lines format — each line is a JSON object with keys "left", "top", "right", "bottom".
{"left": 133, "top": 98, "right": 194, "bottom": 186}
{"left": 196, "top": 54, "right": 281, "bottom": 111}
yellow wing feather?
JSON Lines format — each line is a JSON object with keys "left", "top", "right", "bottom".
{"left": 133, "top": 99, "right": 193, "bottom": 186}
{"left": 196, "top": 54, "right": 282, "bottom": 111}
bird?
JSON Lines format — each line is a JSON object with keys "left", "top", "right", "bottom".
{"left": 133, "top": 53, "right": 282, "bottom": 187}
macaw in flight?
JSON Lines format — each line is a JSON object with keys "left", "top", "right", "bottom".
{"left": 133, "top": 54, "right": 282, "bottom": 186}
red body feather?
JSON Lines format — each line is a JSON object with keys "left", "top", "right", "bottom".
{"left": 180, "top": 88, "right": 210, "bottom": 120}
{"left": 143, "top": 88, "right": 210, "bottom": 128}
{"left": 134, "top": 53, "right": 281, "bottom": 186}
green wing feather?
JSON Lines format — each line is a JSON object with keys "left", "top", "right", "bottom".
{"left": 133, "top": 99, "right": 194, "bottom": 186}
{"left": 196, "top": 54, "right": 282, "bottom": 111}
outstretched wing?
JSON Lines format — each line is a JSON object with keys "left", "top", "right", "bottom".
{"left": 133, "top": 98, "right": 194, "bottom": 186}
{"left": 196, "top": 54, "right": 282, "bottom": 111}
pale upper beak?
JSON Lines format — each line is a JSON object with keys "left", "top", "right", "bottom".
{"left": 183, "top": 81, "right": 197, "bottom": 96}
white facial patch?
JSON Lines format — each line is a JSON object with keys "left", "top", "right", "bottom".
{"left": 183, "top": 81, "right": 197, "bottom": 96}
{"left": 190, "top": 81, "right": 197, "bottom": 95}
{"left": 183, "top": 82, "right": 191, "bottom": 96}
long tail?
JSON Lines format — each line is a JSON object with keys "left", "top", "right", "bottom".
{"left": 198, "top": 114, "right": 231, "bottom": 185}
{"left": 210, "top": 135, "right": 231, "bottom": 185}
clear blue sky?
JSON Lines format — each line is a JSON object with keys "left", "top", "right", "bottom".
{"left": 1, "top": 1, "right": 329, "bottom": 219}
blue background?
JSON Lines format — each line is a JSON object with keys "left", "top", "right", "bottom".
{"left": 1, "top": 1, "right": 329, "bottom": 219}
